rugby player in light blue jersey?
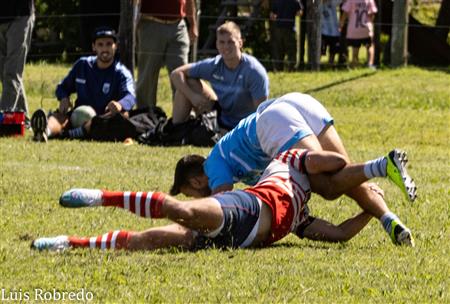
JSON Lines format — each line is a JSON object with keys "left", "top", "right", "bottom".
{"left": 170, "top": 92, "right": 417, "bottom": 246}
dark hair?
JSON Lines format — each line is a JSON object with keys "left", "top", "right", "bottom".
{"left": 92, "top": 26, "right": 117, "bottom": 43}
{"left": 170, "top": 154, "right": 206, "bottom": 196}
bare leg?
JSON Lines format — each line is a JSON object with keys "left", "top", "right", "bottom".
{"left": 47, "top": 112, "right": 69, "bottom": 137}
{"left": 317, "top": 125, "right": 389, "bottom": 218}
{"left": 60, "top": 189, "right": 224, "bottom": 234}
{"left": 32, "top": 225, "right": 196, "bottom": 252}
{"left": 367, "top": 43, "right": 375, "bottom": 66}
{"left": 291, "top": 134, "right": 323, "bottom": 151}
{"left": 161, "top": 196, "right": 223, "bottom": 234}
{"left": 352, "top": 47, "right": 359, "bottom": 67}
{"left": 127, "top": 224, "right": 195, "bottom": 251}
{"left": 172, "top": 78, "right": 217, "bottom": 124}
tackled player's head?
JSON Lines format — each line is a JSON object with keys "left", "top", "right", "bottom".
{"left": 170, "top": 154, "right": 211, "bottom": 198}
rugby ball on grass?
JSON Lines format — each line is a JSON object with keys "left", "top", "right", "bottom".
{"left": 70, "top": 105, "right": 96, "bottom": 128}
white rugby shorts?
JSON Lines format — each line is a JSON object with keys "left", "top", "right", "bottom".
{"left": 256, "top": 92, "right": 334, "bottom": 158}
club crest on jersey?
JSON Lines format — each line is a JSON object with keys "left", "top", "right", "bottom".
{"left": 102, "top": 83, "right": 111, "bottom": 94}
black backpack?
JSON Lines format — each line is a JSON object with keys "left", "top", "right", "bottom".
{"left": 88, "top": 107, "right": 166, "bottom": 142}
{"left": 137, "top": 110, "right": 223, "bottom": 147}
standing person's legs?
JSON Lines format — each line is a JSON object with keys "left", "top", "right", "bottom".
{"left": 269, "top": 21, "right": 278, "bottom": 71}
{"left": 0, "top": 15, "right": 34, "bottom": 114}
{"left": 165, "top": 20, "right": 190, "bottom": 98}
{"left": 299, "top": 12, "right": 307, "bottom": 67}
{"left": 329, "top": 36, "right": 340, "bottom": 65}
{"left": 367, "top": 40, "right": 375, "bottom": 66}
{"left": 338, "top": 27, "right": 348, "bottom": 65}
{"left": 351, "top": 46, "right": 360, "bottom": 66}
{"left": 0, "top": 24, "right": 7, "bottom": 92}
{"left": 284, "top": 28, "right": 297, "bottom": 71}
{"left": 272, "top": 26, "right": 284, "bottom": 71}
{"left": 136, "top": 20, "right": 165, "bottom": 109}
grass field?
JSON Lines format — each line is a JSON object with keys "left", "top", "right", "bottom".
{"left": 1, "top": 64, "right": 449, "bottom": 302}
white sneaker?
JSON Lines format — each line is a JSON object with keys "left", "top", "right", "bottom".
{"left": 59, "top": 189, "right": 103, "bottom": 208}
{"left": 31, "top": 236, "right": 70, "bottom": 251}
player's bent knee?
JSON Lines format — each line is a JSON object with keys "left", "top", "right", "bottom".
{"left": 186, "top": 78, "right": 203, "bottom": 92}
{"left": 320, "top": 189, "right": 341, "bottom": 201}
{"left": 310, "top": 175, "right": 342, "bottom": 200}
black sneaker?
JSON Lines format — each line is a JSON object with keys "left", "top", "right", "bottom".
{"left": 31, "top": 109, "right": 48, "bottom": 142}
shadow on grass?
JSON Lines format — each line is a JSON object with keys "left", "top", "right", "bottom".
{"left": 267, "top": 242, "right": 341, "bottom": 250}
{"left": 304, "top": 71, "right": 377, "bottom": 94}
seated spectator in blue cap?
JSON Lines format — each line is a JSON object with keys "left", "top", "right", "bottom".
{"left": 30, "top": 26, "right": 136, "bottom": 142}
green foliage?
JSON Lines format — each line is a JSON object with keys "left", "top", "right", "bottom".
{"left": 32, "top": 0, "right": 81, "bottom": 62}
{"left": 1, "top": 65, "right": 449, "bottom": 302}
{"left": 410, "top": 1, "right": 450, "bottom": 44}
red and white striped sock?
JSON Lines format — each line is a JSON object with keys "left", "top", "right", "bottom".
{"left": 101, "top": 190, "right": 166, "bottom": 218}
{"left": 68, "top": 230, "right": 130, "bottom": 250}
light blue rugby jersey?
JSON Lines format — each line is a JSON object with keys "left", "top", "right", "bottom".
{"left": 204, "top": 96, "right": 282, "bottom": 191}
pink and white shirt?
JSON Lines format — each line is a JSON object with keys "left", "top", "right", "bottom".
{"left": 342, "top": 0, "right": 378, "bottom": 39}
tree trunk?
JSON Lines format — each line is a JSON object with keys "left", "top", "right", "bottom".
{"left": 390, "top": 0, "right": 408, "bottom": 67}
{"left": 119, "top": 0, "right": 135, "bottom": 72}
{"left": 435, "top": 0, "right": 450, "bottom": 42}
{"left": 374, "top": 0, "right": 382, "bottom": 66}
{"left": 306, "top": 0, "right": 321, "bottom": 70}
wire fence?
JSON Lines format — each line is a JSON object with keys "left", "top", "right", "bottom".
{"left": 24, "top": 10, "right": 449, "bottom": 67}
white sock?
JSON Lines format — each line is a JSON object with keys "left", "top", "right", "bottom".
{"left": 364, "top": 156, "right": 387, "bottom": 179}
{"left": 380, "top": 212, "right": 398, "bottom": 233}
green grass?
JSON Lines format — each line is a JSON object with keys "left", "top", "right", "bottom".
{"left": 1, "top": 64, "right": 449, "bottom": 302}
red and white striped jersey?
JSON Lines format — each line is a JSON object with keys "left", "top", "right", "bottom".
{"left": 245, "top": 149, "right": 312, "bottom": 245}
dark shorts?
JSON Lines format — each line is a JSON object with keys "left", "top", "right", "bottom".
{"left": 193, "top": 191, "right": 261, "bottom": 250}
{"left": 347, "top": 37, "right": 372, "bottom": 48}
{"left": 322, "top": 35, "right": 340, "bottom": 54}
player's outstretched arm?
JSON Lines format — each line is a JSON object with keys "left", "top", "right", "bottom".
{"left": 299, "top": 212, "right": 373, "bottom": 243}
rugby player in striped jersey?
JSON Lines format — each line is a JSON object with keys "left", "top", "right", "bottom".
{"left": 31, "top": 147, "right": 414, "bottom": 252}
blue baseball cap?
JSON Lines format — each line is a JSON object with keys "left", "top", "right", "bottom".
{"left": 92, "top": 26, "right": 117, "bottom": 42}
